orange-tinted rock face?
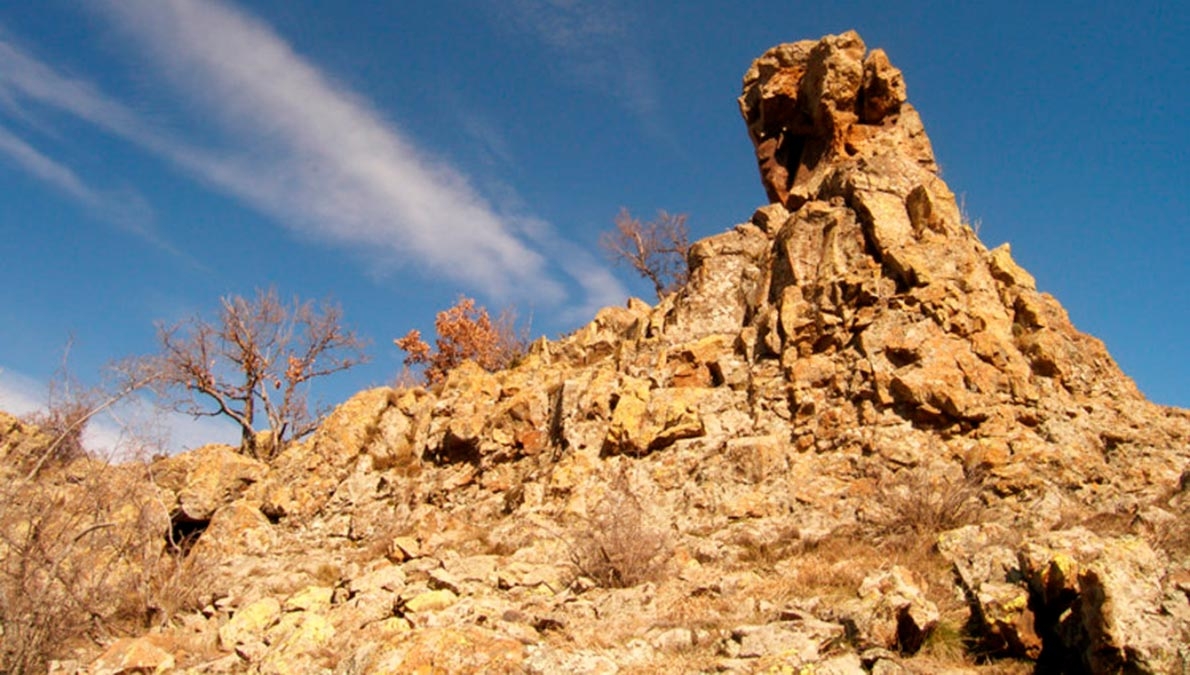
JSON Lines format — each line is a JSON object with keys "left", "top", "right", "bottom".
{"left": 739, "top": 31, "right": 935, "bottom": 208}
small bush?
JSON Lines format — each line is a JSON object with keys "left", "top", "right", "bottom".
{"left": 11, "top": 350, "right": 159, "bottom": 478}
{"left": 570, "top": 471, "right": 671, "bottom": 588}
{"left": 395, "top": 296, "right": 527, "bottom": 385}
{"left": 0, "top": 460, "right": 179, "bottom": 674}
{"left": 865, "top": 465, "right": 986, "bottom": 544}
{"left": 600, "top": 209, "right": 690, "bottom": 299}
{"left": 20, "top": 398, "right": 90, "bottom": 467}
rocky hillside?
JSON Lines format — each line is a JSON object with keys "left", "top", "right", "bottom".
{"left": 4, "top": 31, "right": 1189, "bottom": 674}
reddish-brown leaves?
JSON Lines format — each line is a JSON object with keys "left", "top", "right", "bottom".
{"left": 395, "top": 297, "right": 525, "bottom": 385}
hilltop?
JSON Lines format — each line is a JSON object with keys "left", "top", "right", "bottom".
{"left": 2, "top": 31, "right": 1188, "bottom": 674}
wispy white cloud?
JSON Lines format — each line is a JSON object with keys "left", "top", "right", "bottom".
{"left": 0, "top": 125, "right": 95, "bottom": 202}
{"left": 0, "top": 1, "right": 630, "bottom": 310}
{"left": 91, "top": 0, "right": 577, "bottom": 301}
{"left": 0, "top": 123, "right": 162, "bottom": 243}
{"left": 0, "top": 38, "right": 145, "bottom": 137}
{"left": 457, "top": 110, "right": 518, "bottom": 169}
{"left": 0, "top": 38, "right": 183, "bottom": 253}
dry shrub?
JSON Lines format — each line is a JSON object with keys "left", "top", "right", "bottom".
{"left": 395, "top": 296, "right": 528, "bottom": 385}
{"left": 917, "top": 618, "right": 969, "bottom": 663}
{"left": 866, "top": 465, "right": 986, "bottom": 545}
{"left": 0, "top": 459, "right": 185, "bottom": 674}
{"left": 0, "top": 355, "right": 207, "bottom": 672}
{"left": 570, "top": 471, "right": 671, "bottom": 588}
{"left": 20, "top": 396, "right": 90, "bottom": 467}
{"left": 12, "top": 349, "right": 158, "bottom": 479}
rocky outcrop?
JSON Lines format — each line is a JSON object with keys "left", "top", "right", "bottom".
{"left": 739, "top": 31, "right": 935, "bottom": 209}
{"left": 0, "top": 410, "right": 52, "bottom": 477}
{"left": 9, "top": 31, "right": 1187, "bottom": 674}
{"left": 153, "top": 444, "right": 265, "bottom": 523}
{"left": 941, "top": 525, "right": 1190, "bottom": 672}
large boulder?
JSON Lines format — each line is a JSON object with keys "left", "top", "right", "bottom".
{"left": 152, "top": 444, "right": 266, "bottom": 523}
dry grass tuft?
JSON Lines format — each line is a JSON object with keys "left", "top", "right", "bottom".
{"left": 865, "top": 465, "right": 987, "bottom": 547}
{"left": 766, "top": 531, "right": 885, "bottom": 602}
{"left": 731, "top": 523, "right": 803, "bottom": 567}
{"left": 570, "top": 471, "right": 672, "bottom": 588}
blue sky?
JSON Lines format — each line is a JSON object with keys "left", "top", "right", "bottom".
{"left": 0, "top": 1, "right": 1186, "bottom": 451}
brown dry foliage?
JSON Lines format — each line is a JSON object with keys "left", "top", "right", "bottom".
{"left": 759, "top": 532, "right": 885, "bottom": 602}
{"left": 0, "top": 375, "right": 209, "bottom": 674}
{"left": 155, "top": 287, "right": 367, "bottom": 460}
{"left": 395, "top": 296, "right": 526, "bottom": 385}
{"left": 570, "top": 471, "right": 671, "bottom": 588}
{"left": 0, "top": 456, "right": 203, "bottom": 674}
{"left": 20, "top": 397, "right": 89, "bottom": 468}
{"left": 600, "top": 208, "right": 690, "bottom": 299}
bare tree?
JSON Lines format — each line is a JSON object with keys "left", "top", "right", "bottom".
{"left": 154, "top": 288, "right": 367, "bottom": 460}
{"left": 600, "top": 209, "right": 690, "bottom": 299}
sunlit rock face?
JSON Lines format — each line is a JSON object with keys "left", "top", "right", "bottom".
{"left": 8, "top": 32, "right": 1186, "bottom": 675}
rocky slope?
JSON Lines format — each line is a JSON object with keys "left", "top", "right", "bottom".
{"left": 5, "top": 31, "right": 1189, "bottom": 674}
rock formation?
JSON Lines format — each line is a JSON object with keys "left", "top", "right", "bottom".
{"left": 3, "top": 31, "right": 1188, "bottom": 674}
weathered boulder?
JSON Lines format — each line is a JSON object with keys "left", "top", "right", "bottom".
{"left": 942, "top": 525, "right": 1189, "bottom": 672}
{"left": 847, "top": 566, "right": 939, "bottom": 654}
{"left": 939, "top": 524, "right": 1042, "bottom": 659}
{"left": 0, "top": 411, "right": 53, "bottom": 475}
{"left": 739, "top": 30, "right": 936, "bottom": 208}
{"left": 724, "top": 619, "right": 845, "bottom": 661}
{"left": 1021, "top": 529, "right": 1188, "bottom": 673}
{"left": 219, "top": 596, "right": 281, "bottom": 652}
{"left": 89, "top": 635, "right": 178, "bottom": 675}
{"left": 152, "top": 444, "right": 266, "bottom": 523}
{"left": 603, "top": 379, "right": 707, "bottom": 456}
{"left": 188, "top": 500, "right": 274, "bottom": 561}
{"left": 251, "top": 386, "right": 393, "bottom": 520}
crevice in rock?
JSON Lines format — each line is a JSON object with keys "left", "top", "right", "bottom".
{"left": 432, "top": 431, "right": 482, "bottom": 466}
{"left": 546, "top": 383, "right": 567, "bottom": 453}
{"left": 167, "top": 513, "right": 209, "bottom": 556}
{"left": 708, "top": 362, "right": 727, "bottom": 388}
{"left": 1031, "top": 589, "right": 1086, "bottom": 674}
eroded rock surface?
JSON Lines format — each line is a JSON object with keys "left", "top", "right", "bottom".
{"left": 7, "top": 31, "right": 1187, "bottom": 674}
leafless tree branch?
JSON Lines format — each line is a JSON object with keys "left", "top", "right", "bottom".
{"left": 600, "top": 209, "right": 690, "bottom": 299}
{"left": 152, "top": 287, "right": 367, "bottom": 460}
